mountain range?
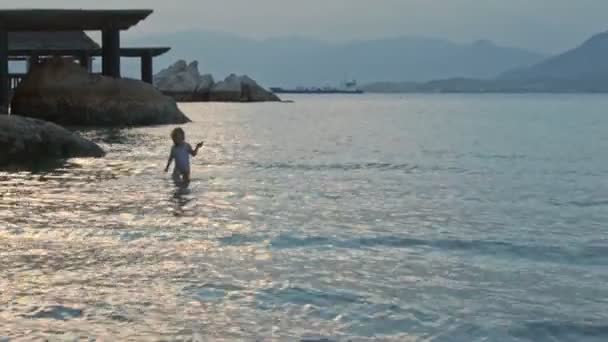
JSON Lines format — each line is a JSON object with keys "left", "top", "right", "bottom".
{"left": 125, "top": 30, "right": 546, "bottom": 86}
{"left": 500, "top": 31, "right": 608, "bottom": 81}
{"left": 362, "top": 30, "right": 608, "bottom": 93}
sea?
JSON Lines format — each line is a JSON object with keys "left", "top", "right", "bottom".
{"left": 1, "top": 94, "right": 607, "bottom": 341}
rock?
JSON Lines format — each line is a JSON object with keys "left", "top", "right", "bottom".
{"left": 209, "top": 74, "right": 281, "bottom": 102}
{"left": 0, "top": 114, "right": 105, "bottom": 166}
{"left": 11, "top": 57, "right": 190, "bottom": 127}
{"left": 208, "top": 74, "right": 242, "bottom": 102}
{"left": 155, "top": 60, "right": 280, "bottom": 102}
{"left": 239, "top": 75, "right": 282, "bottom": 102}
{"left": 154, "top": 60, "right": 201, "bottom": 93}
{"left": 154, "top": 60, "right": 187, "bottom": 84}
{"left": 196, "top": 74, "right": 215, "bottom": 95}
{"left": 155, "top": 61, "right": 216, "bottom": 101}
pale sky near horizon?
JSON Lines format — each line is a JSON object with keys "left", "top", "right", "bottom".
{"left": 2, "top": 0, "right": 607, "bottom": 53}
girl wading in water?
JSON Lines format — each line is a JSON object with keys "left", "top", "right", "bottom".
{"left": 164, "top": 127, "right": 203, "bottom": 187}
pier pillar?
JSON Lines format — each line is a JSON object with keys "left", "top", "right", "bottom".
{"left": 102, "top": 29, "right": 121, "bottom": 78}
{"left": 79, "top": 53, "right": 92, "bottom": 72}
{"left": 0, "top": 30, "right": 8, "bottom": 113}
{"left": 26, "top": 55, "right": 40, "bottom": 72}
{"left": 141, "top": 51, "right": 153, "bottom": 84}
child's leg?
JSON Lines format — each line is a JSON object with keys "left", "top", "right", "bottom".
{"left": 172, "top": 169, "right": 182, "bottom": 184}
{"left": 182, "top": 171, "right": 191, "bottom": 187}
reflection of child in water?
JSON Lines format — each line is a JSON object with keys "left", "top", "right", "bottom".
{"left": 164, "top": 128, "right": 203, "bottom": 186}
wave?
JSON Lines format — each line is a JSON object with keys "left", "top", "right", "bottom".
{"left": 248, "top": 161, "right": 420, "bottom": 172}
{"left": 472, "top": 153, "right": 528, "bottom": 160}
{"left": 258, "top": 285, "right": 365, "bottom": 308}
{"left": 22, "top": 305, "right": 83, "bottom": 321}
{"left": 428, "top": 320, "right": 608, "bottom": 341}
{"left": 568, "top": 199, "right": 608, "bottom": 208}
{"left": 511, "top": 321, "right": 608, "bottom": 340}
{"left": 246, "top": 161, "right": 478, "bottom": 175}
{"left": 270, "top": 234, "right": 608, "bottom": 265}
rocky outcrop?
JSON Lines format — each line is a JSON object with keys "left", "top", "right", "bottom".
{"left": 197, "top": 74, "right": 215, "bottom": 98}
{"left": 239, "top": 75, "right": 282, "bottom": 102}
{"left": 155, "top": 60, "right": 280, "bottom": 102}
{"left": 154, "top": 60, "right": 214, "bottom": 101}
{"left": 206, "top": 74, "right": 279, "bottom": 102}
{"left": 208, "top": 74, "right": 242, "bottom": 102}
{"left": 0, "top": 115, "right": 104, "bottom": 166}
{"left": 11, "top": 57, "right": 191, "bottom": 127}
{"left": 154, "top": 60, "right": 206, "bottom": 94}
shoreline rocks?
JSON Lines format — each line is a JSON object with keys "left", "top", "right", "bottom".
{"left": 11, "top": 57, "right": 191, "bottom": 127}
{"left": 0, "top": 115, "right": 105, "bottom": 166}
{"left": 154, "top": 60, "right": 280, "bottom": 102}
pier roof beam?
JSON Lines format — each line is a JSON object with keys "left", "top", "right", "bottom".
{"left": 0, "top": 10, "right": 152, "bottom": 31}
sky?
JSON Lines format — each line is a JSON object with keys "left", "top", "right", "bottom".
{"left": 3, "top": 0, "right": 608, "bottom": 53}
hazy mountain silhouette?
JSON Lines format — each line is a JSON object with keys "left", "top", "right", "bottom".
{"left": 362, "top": 30, "right": 608, "bottom": 93}
{"left": 126, "top": 30, "right": 545, "bottom": 86}
{"left": 501, "top": 31, "right": 608, "bottom": 80}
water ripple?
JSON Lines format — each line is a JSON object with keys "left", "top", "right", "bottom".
{"left": 270, "top": 234, "right": 608, "bottom": 265}
{"left": 1, "top": 97, "right": 608, "bottom": 340}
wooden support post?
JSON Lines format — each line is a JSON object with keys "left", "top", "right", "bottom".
{"left": 0, "top": 30, "right": 8, "bottom": 113}
{"left": 141, "top": 51, "right": 153, "bottom": 84}
{"left": 27, "top": 55, "right": 40, "bottom": 72}
{"left": 102, "top": 29, "right": 121, "bottom": 78}
{"left": 79, "top": 53, "right": 91, "bottom": 72}
{"left": 29, "top": 55, "right": 40, "bottom": 70}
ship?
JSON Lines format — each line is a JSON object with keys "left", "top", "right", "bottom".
{"left": 271, "top": 80, "right": 364, "bottom": 94}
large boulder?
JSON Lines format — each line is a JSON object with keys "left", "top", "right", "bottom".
{"left": 11, "top": 58, "right": 190, "bottom": 127}
{"left": 0, "top": 115, "right": 104, "bottom": 166}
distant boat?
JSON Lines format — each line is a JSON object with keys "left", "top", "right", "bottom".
{"left": 271, "top": 80, "right": 364, "bottom": 94}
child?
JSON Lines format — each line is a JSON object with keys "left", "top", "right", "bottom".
{"left": 165, "top": 127, "right": 203, "bottom": 186}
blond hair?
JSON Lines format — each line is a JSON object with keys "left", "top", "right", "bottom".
{"left": 171, "top": 127, "right": 185, "bottom": 144}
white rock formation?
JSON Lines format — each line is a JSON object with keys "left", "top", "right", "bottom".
{"left": 197, "top": 74, "right": 215, "bottom": 93}
{"left": 154, "top": 60, "right": 201, "bottom": 93}
{"left": 239, "top": 75, "right": 281, "bottom": 102}
{"left": 208, "top": 74, "right": 243, "bottom": 101}
{"left": 155, "top": 60, "right": 280, "bottom": 102}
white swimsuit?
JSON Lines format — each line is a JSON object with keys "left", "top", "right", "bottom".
{"left": 171, "top": 143, "right": 191, "bottom": 174}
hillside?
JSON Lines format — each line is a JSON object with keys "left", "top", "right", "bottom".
{"left": 501, "top": 31, "right": 608, "bottom": 80}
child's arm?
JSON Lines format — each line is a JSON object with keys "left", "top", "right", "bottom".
{"left": 190, "top": 142, "right": 204, "bottom": 156}
{"left": 164, "top": 151, "right": 174, "bottom": 172}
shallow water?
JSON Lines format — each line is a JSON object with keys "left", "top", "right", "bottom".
{"left": 1, "top": 94, "right": 608, "bottom": 341}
